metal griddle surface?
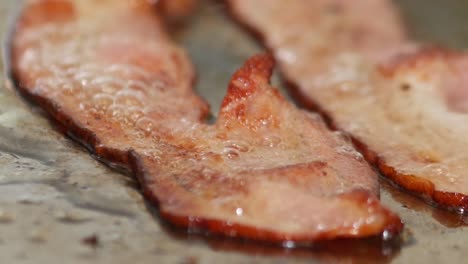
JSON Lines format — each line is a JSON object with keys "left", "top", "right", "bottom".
{"left": 0, "top": 0, "right": 467, "bottom": 263}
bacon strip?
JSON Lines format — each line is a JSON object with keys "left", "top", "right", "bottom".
{"left": 11, "top": 0, "right": 402, "bottom": 243}
{"left": 228, "top": 0, "right": 468, "bottom": 212}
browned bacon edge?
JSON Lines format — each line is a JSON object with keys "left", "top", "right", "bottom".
{"left": 128, "top": 149, "right": 403, "bottom": 243}
{"left": 9, "top": 76, "right": 131, "bottom": 167}
{"left": 224, "top": 3, "right": 468, "bottom": 214}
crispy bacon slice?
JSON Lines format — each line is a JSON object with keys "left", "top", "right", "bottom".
{"left": 228, "top": 0, "right": 468, "bottom": 212}
{"left": 11, "top": 0, "right": 402, "bottom": 243}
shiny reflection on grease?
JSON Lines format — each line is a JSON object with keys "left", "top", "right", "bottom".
{"left": 140, "top": 194, "right": 404, "bottom": 263}
{"left": 382, "top": 180, "right": 468, "bottom": 228}
{"left": 158, "top": 219, "right": 404, "bottom": 264}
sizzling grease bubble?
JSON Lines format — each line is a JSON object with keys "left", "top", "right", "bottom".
{"left": 337, "top": 81, "right": 355, "bottom": 93}
{"left": 333, "top": 130, "right": 352, "bottom": 144}
{"left": 187, "top": 216, "right": 197, "bottom": 228}
{"left": 276, "top": 49, "right": 297, "bottom": 64}
{"left": 34, "top": 78, "right": 59, "bottom": 94}
{"left": 127, "top": 108, "right": 145, "bottom": 123}
{"left": 115, "top": 94, "right": 143, "bottom": 107}
{"left": 91, "top": 77, "right": 125, "bottom": 94}
{"left": 263, "top": 135, "right": 282, "bottom": 148}
{"left": 382, "top": 230, "right": 393, "bottom": 241}
{"left": 106, "top": 64, "right": 151, "bottom": 80}
{"left": 179, "top": 117, "right": 190, "bottom": 124}
{"left": 335, "top": 145, "right": 363, "bottom": 160}
{"left": 421, "top": 163, "right": 454, "bottom": 180}
{"left": 33, "top": 79, "right": 51, "bottom": 93}
{"left": 352, "top": 219, "right": 364, "bottom": 231}
{"left": 107, "top": 105, "right": 128, "bottom": 120}
{"left": 60, "top": 55, "right": 80, "bottom": 68}
{"left": 365, "top": 215, "right": 377, "bottom": 225}
{"left": 55, "top": 60, "right": 78, "bottom": 73}
{"left": 92, "top": 94, "right": 114, "bottom": 110}
{"left": 223, "top": 149, "right": 240, "bottom": 159}
{"left": 60, "top": 83, "right": 74, "bottom": 94}
{"left": 79, "top": 102, "right": 91, "bottom": 111}
{"left": 234, "top": 77, "right": 249, "bottom": 88}
{"left": 62, "top": 84, "right": 78, "bottom": 96}
{"left": 224, "top": 140, "right": 250, "bottom": 152}
{"left": 200, "top": 166, "right": 220, "bottom": 181}
{"left": 63, "top": 67, "right": 78, "bottom": 78}
{"left": 316, "top": 224, "right": 326, "bottom": 231}
{"left": 136, "top": 117, "right": 155, "bottom": 135}
{"left": 282, "top": 240, "right": 296, "bottom": 248}
{"left": 200, "top": 168, "right": 213, "bottom": 181}
{"left": 73, "top": 71, "right": 95, "bottom": 85}
{"left": 235, "top": 208, "right": 243, "bottom": 216}
{"left": 128, "top": 80, "right": 150, "bottom": 95}
{"left": 80, "top": 64, "right": 101, "bottom": 73}
{"left": 115, "top": 90, "right": 144, "bottom": 107}
{"left": 151, "top": 80, "right": 168, "bottom": 91}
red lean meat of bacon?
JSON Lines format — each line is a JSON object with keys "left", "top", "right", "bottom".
{"left": 228, "top": 0, "right": 468, "bottom": 212}
{"left": 11, "top": 0, "right": 402, "bottom": 243}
